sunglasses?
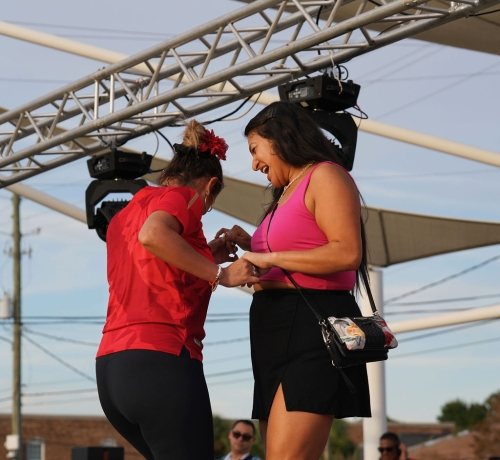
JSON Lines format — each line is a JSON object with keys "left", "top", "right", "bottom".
{"left": 378, "top": 447, "right": 395, "bottom": 453}
{"left": 232, "top": 431, "right": 253, "bottom": 442}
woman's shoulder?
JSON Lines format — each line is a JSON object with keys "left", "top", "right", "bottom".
{"left": 309, "top": 161, "right": 356, "bottom": 187}
{"left": 152, "top": 185, "right": 198, "bottom": 201}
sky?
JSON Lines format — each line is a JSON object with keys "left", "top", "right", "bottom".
{"left": 0, "top": 0, "right": 499, "bottom": 428}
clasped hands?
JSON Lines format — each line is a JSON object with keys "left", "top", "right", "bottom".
{"left": 208, "top": 225, "right": 271, "bottom": 286}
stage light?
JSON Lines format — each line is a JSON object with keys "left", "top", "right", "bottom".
{"left": 85, "top": 150, "right": 153, "bottom": 242}
{"left": 278, "top": 73, "right": 361, "bottom": 171}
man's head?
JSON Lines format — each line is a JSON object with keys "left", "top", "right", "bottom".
{"left": 228, "top": 420, "right": 256, "bottom": 456}
{"left": 379, "top": 432, "right": 401, "bottom": 460}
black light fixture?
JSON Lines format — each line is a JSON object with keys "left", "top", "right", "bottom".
{"left": 85, "top": 150, "right": 153, "bottom": 242}
{"left": 278, "top": 73, "right": 361, "bottom": 171}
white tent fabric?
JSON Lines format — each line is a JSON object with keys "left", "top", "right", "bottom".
{"left": 146, "top": 164, "right": 500, "bottom": 267}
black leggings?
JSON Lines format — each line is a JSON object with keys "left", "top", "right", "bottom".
{"left": 96, "top": 349, "right": 214, "bottom": 460}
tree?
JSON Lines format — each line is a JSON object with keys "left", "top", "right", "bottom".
{"left": 437, "top": 399, "right": 487, "bottom": 432}
{"left": 212, "top": 415, "right": 265, "bottom": 459}
{"left": 473, "top": 391, "right": 500, "bottom": 459}
{"left": 213, "top": 415, "right": 231, "bottom": 457}
{"left": 328, "top": 419, "right": 357, "bottom": 460}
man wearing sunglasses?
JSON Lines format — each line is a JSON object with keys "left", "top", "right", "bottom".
{"left": 217, "top": 420, "right": 261, "bottom": 460}
{"left": 379, "top": 432, "right": 416, "bottom": 460}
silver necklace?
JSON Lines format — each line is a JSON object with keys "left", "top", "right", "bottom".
{"left": 278, "top": 162, "right": 314, "bottom": 204}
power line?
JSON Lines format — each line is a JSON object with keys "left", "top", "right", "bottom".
{"left": 23, "top": 333, "right": 95, "bottom": 383}
{"left": 389, "top": 293, "right": 500, "bottom": 307}
{"left": 23, "top": 328, "right": 99, "bottom": 347}
{"left": 385, "top": 307, "right": 473, "bottom": 315}
{"left": 353, "top": 168, "right": 498, "bottom": 181}
{"left": 360, "top": 71, "right": 500, "bottom": 84}
{"left": 6, "top": 395, "right": 98, "bottom": 408}
{"left": 204, "top": 354, "right": 249, "bottom": 365}
{"left": 385, "top": 255, "right": 500, "bottom": 304}
{"left": 204, "top": 337, "right": 249, "bottom": 346}
{"left": 209, "top": 377, "right": 253, "bottom": 387}
{"left": 22, "top": 388, "right": 96, "bottom": 398}
{"left": 397, "top": 319, "right": 494, "bottom": 343}
{"left": 0, "top": 334, "right": 12, "bottom": 345}
{"left": 392, "top": 335, "right": 500, "bottom": 360}
{"left": 205, "top": 368, "right": 252, "bottom": 379}
{"left": 376, "top": 60, "right": 500, "bottom": 119}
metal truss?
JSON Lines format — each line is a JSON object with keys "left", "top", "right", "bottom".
{"left": 0, "top": 0, "right": 498, "bottom": 188}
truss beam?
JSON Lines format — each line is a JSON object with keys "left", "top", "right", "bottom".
{"left": 1, "top": 0, "right": 499, "bottom": 188}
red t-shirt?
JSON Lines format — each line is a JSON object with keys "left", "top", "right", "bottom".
{"left": 96, "top": 185, "right": 214, "bottom": 362}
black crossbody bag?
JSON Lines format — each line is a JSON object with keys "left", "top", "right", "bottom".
{"left": 265, "top": 206, "right": 398, "bottom": 370}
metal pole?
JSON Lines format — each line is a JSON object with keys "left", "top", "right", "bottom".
{"left": 361, "top": 267, "right": 386, "bottom": 460}
{"left": 11, "top": 193, "right": 22, "bottom": 460}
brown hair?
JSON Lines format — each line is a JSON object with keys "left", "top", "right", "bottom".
{"left": 158, "top": 120, "right": 224, "bottom": 195}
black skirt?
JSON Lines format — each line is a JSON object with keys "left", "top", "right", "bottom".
{"left": 250, "top": 289, "right": 371, "bottom": 420}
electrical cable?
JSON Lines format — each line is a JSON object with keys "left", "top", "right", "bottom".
{"left": 376, "top": 60, "right": 500, "bottom": 119}
{"left": 204, "top": 353, "right": 249, "bottom": 365}
{"left": 392, "top": 335, "right": 500, "bottom": 360}
{"left": 209, "top": 377, "right": 253, "bottom": 387}
{"left": 23, "top": 328, "right": 100, "bottom": 347}
{"left": 385, "top": 254, "right": 500, "bottom": 304}
{"left": 354, "top": 168, "right": 499, "bottom": 181}
{"left": 316, "top": 6, "right": 324, "bottom": 56}
{"left": 12, "top": 395, "right": 99, "bottom": 408}
{"left": 203, "top": 96, "right": 253, "bottom": 125}
{"left": 389, "top": 293, "right": 500, "bottom": 306}
{"left": 23, "top": 333, "right": 96, "bottom": 383}
{"left": 205, "top": 368, "right": 252, "bottom": 379}
{"left": 397, "top": 319, "right": 494, "bottom": 343}
{"left": 217, "top": 92, "right": 263, "bottom": 122}
{"left": 155, "top": 129, "right": 174, "bottom": 151}
{"left": 360, "top": 71, "right": 500, "bottom": 84}
{"left": 204, "top": 336, "right": 249, "bottom": 346}
{"left": 384, "top": 307, "right": 475, "bottom": 315}
{"left": 22, "top": 388, "right": 97, "bottom": 398}
{"left": 0, "top": 334, "right": 12, "bottom": 345}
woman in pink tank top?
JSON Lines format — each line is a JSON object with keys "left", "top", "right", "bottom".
{"left": 217, "top": 101, "right": 371, "bottom": 460}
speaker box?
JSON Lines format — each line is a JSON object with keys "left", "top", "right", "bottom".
{"left": 71, "top": 447, "right": 124, "bottom": 460}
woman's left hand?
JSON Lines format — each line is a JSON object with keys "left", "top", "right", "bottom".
{"left": 241, "top": 251, "right": 272, "bottom": 277}
{"left": 208, "top": 235, "right": 238, "bottom": 264}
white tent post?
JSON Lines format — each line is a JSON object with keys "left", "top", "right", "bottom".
{"left": 361, "top": 267, "right": 387, "bottom": 460}
{"left": 2, "top": 176, "right": 87, "bottom": 224}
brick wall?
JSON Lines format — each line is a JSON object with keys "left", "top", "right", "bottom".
{"left": 0, "top": 414, "right": 141, "bottom": 460}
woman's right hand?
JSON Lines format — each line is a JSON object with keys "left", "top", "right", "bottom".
{"left": 219, "top": 258, "right": 260, "bottom": 288}
{"left": 215, "top": 225, "right": 252, "bottom": 252}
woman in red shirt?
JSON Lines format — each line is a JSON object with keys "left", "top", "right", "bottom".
{"left": 96, "top": 120, "right": 259, "bottom": 460}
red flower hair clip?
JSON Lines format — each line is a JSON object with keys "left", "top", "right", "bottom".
{"left": 199, "top": 129, "right": 228, "bottom": 161}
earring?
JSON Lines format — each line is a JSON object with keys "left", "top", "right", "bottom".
{"left": 204, "top": 194, "right": 213, "bottom": 213}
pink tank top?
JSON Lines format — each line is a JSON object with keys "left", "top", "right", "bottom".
{"left": 251, "top": 162, "right": 356, "bottom": 290}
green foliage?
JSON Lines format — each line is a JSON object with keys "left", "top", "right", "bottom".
{"left": 437, "top": 398, "right": 487, "bottom": 432}
{"left": 250, "top": 426, "right": 265, "bottom": 459}
{"left": 212, "top": 416, "right": 265, "bottom": 459}
{"left": 213, "top": 415, "right": 231, "bottom": 457}
{"left": 329, "top": 419, "right": 357, "bottom": 460}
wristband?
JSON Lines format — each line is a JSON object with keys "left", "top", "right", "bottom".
{"left": 209, "top": 265, "right": 222, "bottom": 292}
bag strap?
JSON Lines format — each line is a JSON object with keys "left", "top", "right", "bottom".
{"left": 264, "top": 204, "right": 363, "bottom": 397}
{"left": 265, "top": 205, "right": 378, "bottom": 316}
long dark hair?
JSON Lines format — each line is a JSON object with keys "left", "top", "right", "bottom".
{"left": 159, "top": 120, "right": 224, "bottom": 195}
{"left": 244, "top": 101, "right": 369, "bottom": 293}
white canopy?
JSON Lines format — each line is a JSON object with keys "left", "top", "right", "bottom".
{"left": 146, "top": 162, "right": 500, "bottom": 267}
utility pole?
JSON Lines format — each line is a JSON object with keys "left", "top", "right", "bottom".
{"left": 11, "top": 193, "right": 22, "bottom": 460}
